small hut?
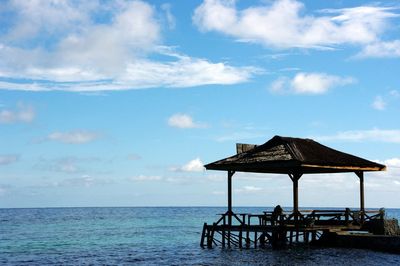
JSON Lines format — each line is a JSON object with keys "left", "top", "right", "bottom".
{"left": 201, "top": 135, "right": 387, "bottom": 249}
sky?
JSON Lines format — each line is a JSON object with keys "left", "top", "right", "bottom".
{"left": 0, "top": 0, "right": 400, "bottom": 208}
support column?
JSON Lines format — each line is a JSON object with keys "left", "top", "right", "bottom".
{"left": 289, "top": 173, "right": 303, "bottom": 220}
{"left": 228, "top": 170, "right": 235, "bottom": 214}
{"left": 227, "top": 170, "right": 235, "bottom": 226}
{"left": 293, "top": 177, "right": 299, "bottom": 214}
{"left": 356, "top": 171, "right": 365, "bottom": 212}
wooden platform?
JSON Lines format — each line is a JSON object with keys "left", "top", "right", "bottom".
{"left": 200, "top": 209, "right": 385, "bottom": 249}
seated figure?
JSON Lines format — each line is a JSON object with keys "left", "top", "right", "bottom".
{"left": 272, "top": 205, "right": 283, "bottom": 224}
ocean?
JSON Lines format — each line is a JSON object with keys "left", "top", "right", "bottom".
{"left": 1, "top": 207, "right": 400, "bottom": 265}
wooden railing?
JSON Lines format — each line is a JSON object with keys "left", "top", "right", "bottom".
{"left": 212, "top": 208, "right": 384, "bottom": 228}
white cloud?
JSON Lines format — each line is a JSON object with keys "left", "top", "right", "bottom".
{"left": 161, "top": 3, "right": 176, "bottom": 29}
{"left": 57, "top": 175, "right": 112, "bottom": 188}
{"left": 0, "top": 1, "right": 257, "bottom": 91}
{"left": 390, "top": 90, "right": 400, "bottom": 98}
{"left": 357, "top": 40, "right": 400, "bottom": 58}
{"left": 46, "top": 130, "right": 99, "bottom": 144}
{"left": 171, "top": 158, "right": 205, "bottom": 172}
{"left": 0, "top": 154, "right": 19, "bottom": 165}
{"left": 270, "top": 72, "right": 355, "bottom": 94}
{"left": 314, "top": 129, "right": 400, "bottom": 143}
{"left": 235, "top": 185, "right": 263, "bottom": 194}
{"left": 167, "top": 114, "right": 206, "bottom": 129}
{"left": 130, "top": 175, "right": 162, "bottom": 181}
{"left": 193, "top": 0, "right": 398, "bottom": 50}
{"left": 0, "top": 103, "right": 35, "bottom": 123}
{"left": 372, "top": 95, "right": 386, "bottom": 110}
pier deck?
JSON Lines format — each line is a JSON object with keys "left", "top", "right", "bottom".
{"left": 200, "top": 209, "right": 384, "bottom": 249}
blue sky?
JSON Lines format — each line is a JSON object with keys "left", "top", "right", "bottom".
{"left": 1, "top": 0, "right": 400, "bottom": 208}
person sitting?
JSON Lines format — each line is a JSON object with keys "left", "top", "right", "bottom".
{"left": 272, "top": 205, "right": 283, "bottom": 225}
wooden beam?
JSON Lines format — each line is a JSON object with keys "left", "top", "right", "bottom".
{"left": 355, "top": 171, "right": 365, "bottom": 213}
{"left": 228, "top": 170, "right": 235, "bottom": 214}
{"left": 301, "top": 164, "right": 385, "bottom": 172}
{"left": 289, "top": 173, "right": 303, "bottom": 218}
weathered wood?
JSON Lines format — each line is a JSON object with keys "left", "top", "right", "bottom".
{"left": 205, "top": 136, "right": 386, "bottom": 174}
{"left": 239, "top": 227, "right": 243, "bottom": 248}
{"left": 206, "top": 227, "right": 211, "bottom": 248}
{"left": 236, "top": 143, "right": 257, "bottom": 154}
{"left": 290, "top": 230, "right": 293, "bottom": 244}
{"left": 200, "top": 223, "right": 207, "bottom": 247}
{"left": 312, "top": 231, "right": 317, "bottom": 242}
{"left": 209, "top": 223, "right": 216, "bottom": 248}
{"left": 222, "top": 216, "right": 226, "bottom": 247}
{"left": 202, "top": 208, "right": 386, "bottom": 249}
{"left": 289, "top": 173, "right": 302, "bottom": 217}
{"left": 356, "top": 171, "right": 365, "bottom": 214}
{"left": 227, "top": 170, "right": 234, "bottom": 218}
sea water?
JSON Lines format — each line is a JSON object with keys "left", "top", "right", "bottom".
{"left": 1, "top": 207, "right": 400, "bottom": 265}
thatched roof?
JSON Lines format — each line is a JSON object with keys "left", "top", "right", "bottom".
{"left": 205, "top": 136, "right": 386, "bottom": 174}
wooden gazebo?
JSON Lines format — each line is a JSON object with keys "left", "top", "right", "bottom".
{"left": 205, "top": 135, "right": 386, "bottom": 219}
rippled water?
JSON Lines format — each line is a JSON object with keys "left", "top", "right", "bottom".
{"left": 1, "top": 207, "right": 399, "bottom": 265}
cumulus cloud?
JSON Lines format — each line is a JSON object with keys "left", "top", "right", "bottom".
{"left": 171, "top": 158, "right": 205, "bottom": 172}
{"left": 193, "top": 0, "right": 398, "bottom": 51}
{"left": 167, "top": 114, "right": 206, "bottom": 129}
{"left": 372, "top": 96, "right": 386, "bottom": 110}
{"left": 0, "top": 1, "right": 257, "bottom": 91}
{"left": 0, "top": 154, "right": 19, "bottom": 165}
{"left": 314, "top": 129, "right": 400, "bottom": 143}
{"left": 357, "top": 40, "right": 400, "bottom": 58}
{"left": 0, "top": 103, "right": 35, "bottom": 123}
{"left": 46, "top": 130, "right": 99, "bottom": 144}
{"left": 270, "top": 72, "right": 355, "bottom": 94}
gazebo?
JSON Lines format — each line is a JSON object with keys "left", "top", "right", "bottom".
{"left": 205, "top": 135, "right": 386, "bottom": 219}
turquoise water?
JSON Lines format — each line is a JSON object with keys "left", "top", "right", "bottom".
{"left": 1, "top": 207, "right": 400, "bottom": 265}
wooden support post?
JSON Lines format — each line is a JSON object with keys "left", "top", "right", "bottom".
{"left": 239, "top": 227, "right": 243, "bottom": 249}
{"left": 222, "top": 216, "right": 226, "bottom": 247}
{"left": 227, "top": 171, "right": 235, "bottom": 227}
{"left": 228, "top": 170, "right": 234, "bottom": 216}
{"left": 227, "top": 228, "right": 231, "bottom": 248}
{"left": 206, "top": 228, "right": 211, "bottom": 248}
{"left": 254, "top": 231, "right": 257, "bottom": 248}
{"left": 289, "top": 173, "right": 303, "bottom": 221}
{"left": 200, "top": 223, "right": 207, "bottom": 247}
{"left": 312, "top": 231, "right": 317, "bottom": 242}
{"left": 210, "top": 223, "right": 216, "bottom": 248}
{"left": 227, "top": 171, "right": 234, "bottom": 248}
{"left": 246, "top": 215, "right": 250, "bottom": 248}
{"left": 356, "top": 171, "right": 365, "bottom": 223}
